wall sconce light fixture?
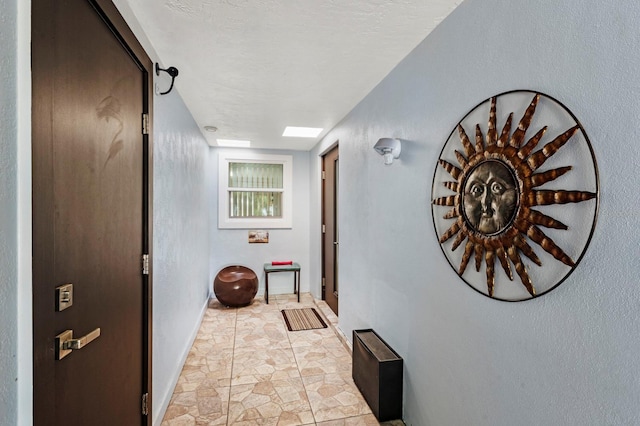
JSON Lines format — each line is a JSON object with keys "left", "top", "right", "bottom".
{"left": 155, "top": 63, "right": 179, "bottom": 95}
{"left": 373, "top": 138, "right": 401, "bottom": 165}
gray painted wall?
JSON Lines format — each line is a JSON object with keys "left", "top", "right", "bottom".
{"left": 311, "top": 0, "right": 640, "bottom": 424}
{"left": 1, "top": 0, "right": 19, "bottom": 423}
{"left": 152, "top": 90, "right": 213, "bottom": 424}
{"left": 209, "top": 148, "right": 311, "bottom": 298}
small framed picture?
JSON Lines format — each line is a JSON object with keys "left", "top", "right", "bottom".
{"left": 248, "top": 230, "right": 269, "bottom": 244}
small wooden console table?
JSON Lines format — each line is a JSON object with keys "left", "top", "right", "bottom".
{"left": 263, "top": 262, "right": 301, "bottom": 304}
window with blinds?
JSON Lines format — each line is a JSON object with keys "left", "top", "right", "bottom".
{"left": 228, "top": 162, "right": 283, "bottom": 218}
{"left": 218, "top": 153, "right": 293, "bottom": 229}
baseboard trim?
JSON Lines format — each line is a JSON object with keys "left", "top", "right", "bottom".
{"left": 153, "top": 296, "right": 210, "bottom": 426}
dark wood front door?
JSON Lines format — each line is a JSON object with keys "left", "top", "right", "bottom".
{"left": 322, "top": 145, "right": 339, "bottom": 315}
{"left": 32, "top": 1, "right": 152, "bottom": 424}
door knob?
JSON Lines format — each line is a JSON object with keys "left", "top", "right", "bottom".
{"left": 55, "top": 328, "right": 101, "bottom": 360}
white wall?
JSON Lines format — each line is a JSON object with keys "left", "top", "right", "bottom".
{"left": 210, "top": 148, "right": 311, "bottom": 298}
{"left": 311, "top": 0, "right": 640, "bottom": 424}
{"left": 16, "top": 0, "right": 32, "bottom": 422}
{"left": 1, "top": 0, "right": 32, "bottom": 424}
{"left": 151, "top": 90, "right": 213, "bottom": 424}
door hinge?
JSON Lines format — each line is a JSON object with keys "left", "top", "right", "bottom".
{"left": 142, "top": 254, "right": 150, "bottom": 275}
{"left": 322, "top": 224, "right": 326, "bottom": 234}
{"left": 142, "top": 113, "right": 150, "bottom": 135}
{"left": 322, "top": 170, "right": 326, "bottom": 180}
{"left": 322, "top": 277, "right": 326, "bottom": 289}
{"left": 141, "top": 392, "right": 149, "bottom": 416}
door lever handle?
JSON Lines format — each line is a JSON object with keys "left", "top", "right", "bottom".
{"left": 65, "top": 328, "right": 101, "bottom": 350}
{"left": 56, "top": 328, "right": 101, "bottom": 360}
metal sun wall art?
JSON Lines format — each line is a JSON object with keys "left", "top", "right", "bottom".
{"left": 432, "top": 91, "right": 599, "bottom": 301}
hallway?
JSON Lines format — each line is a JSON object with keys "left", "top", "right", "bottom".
{"left": 161, "top": 294, "right": 403, "bottom": 425}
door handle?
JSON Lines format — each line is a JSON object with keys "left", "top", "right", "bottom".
{"left": 56, "top": 328, "right": 101, "bottom": 360}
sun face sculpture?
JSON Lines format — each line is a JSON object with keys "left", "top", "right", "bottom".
{"left": 432, "top": 91, "right": 598, "bottom": 301}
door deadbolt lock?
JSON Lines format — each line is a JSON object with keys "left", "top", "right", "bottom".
{"left": 55, "top": 328, "right": 101, "bottom": 360}
{"left": 56, "top": 283, "right": 73, "bottom": 311}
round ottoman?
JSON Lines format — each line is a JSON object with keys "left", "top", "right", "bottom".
{"left": 213, "top": 265, "right": 258, "bottom": 307}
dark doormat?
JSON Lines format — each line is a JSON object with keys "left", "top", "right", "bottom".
{"left": 281, "top": 308, "right": 328, "bottom": 331}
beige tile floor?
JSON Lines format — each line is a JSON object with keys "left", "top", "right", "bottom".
{"left": 161, "top": 293, "right": 404, "bottom": 426}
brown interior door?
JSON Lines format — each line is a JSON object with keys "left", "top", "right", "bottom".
{"left": 32, "top": 0, "right": 152, "bottom": 424}
{"left": 322, "top": 145, "right": 339, "bottom": 315}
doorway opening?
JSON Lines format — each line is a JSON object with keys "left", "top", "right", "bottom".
{"left": 322, "top": 144, "right": 339, "bottom": 315}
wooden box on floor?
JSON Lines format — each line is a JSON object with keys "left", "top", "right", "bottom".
{"left": 352, "top": 329, "right": 403, "bottom": 421}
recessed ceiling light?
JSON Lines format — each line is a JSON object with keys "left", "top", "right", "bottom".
{"left": 216, "top": 139, "right": 251, "bottom": 148}
{"left": 204, "top": 126, "right": 218, "bottom": 132}
{"left": 282, "top": 126, "right": 323, "bottom": 138}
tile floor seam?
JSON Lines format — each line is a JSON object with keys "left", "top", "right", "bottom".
{"left": 279, "top": 297, "right": 319, "bottom": 426}
{"left": 161, "top": 293, "right": 404, "bottom": 426}
{"left": 226, "top": 306, "right": 238, "bottom": 426}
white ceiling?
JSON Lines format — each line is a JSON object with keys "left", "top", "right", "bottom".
{"left": 116, "top": 0, "right": 462, "bottom": 150}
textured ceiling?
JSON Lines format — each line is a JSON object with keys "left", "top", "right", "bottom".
{"left": 115, "top": 0, "right": 462, "bottom": 150}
